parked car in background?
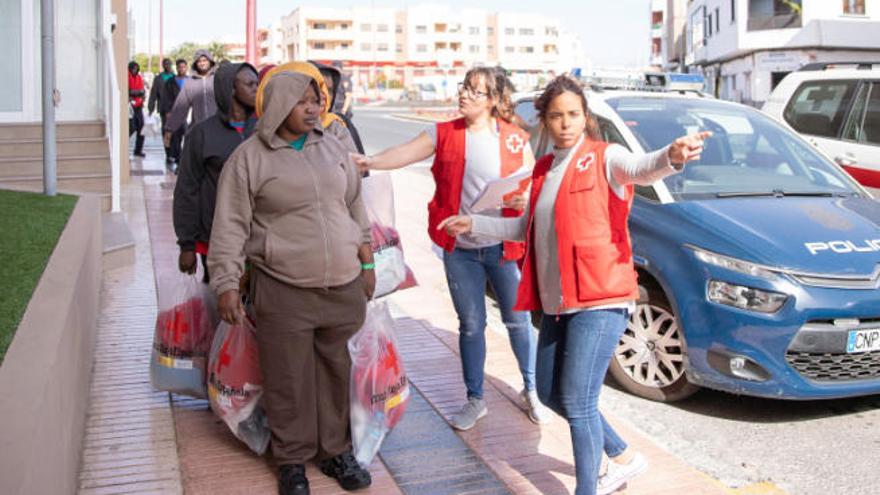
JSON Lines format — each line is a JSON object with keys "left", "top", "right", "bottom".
{"left": 763, "top": 62, "right": 880, "bottom": 197}
{"left": 515, "top": 73, "right": 880, "bottom": 403}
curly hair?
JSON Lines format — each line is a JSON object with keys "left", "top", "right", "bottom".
{"left": 462, "top": 66, "right": 516, "bottom": 123}
{"left": 534, "top": 75, "right": 601, "bottom": 141}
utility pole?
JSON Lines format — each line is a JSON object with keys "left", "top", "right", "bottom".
{"left": 246, "top": 0, "right": 257, "bottom": 65}
{"left": 159, "top": 0, "right": 164, "bottom": 61}
{"left": 40, "top": 0, "right": 56, "bottom": 196}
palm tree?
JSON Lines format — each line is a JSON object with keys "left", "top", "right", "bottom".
{"left": 207, "top": 41, "right": 229, "bottom": 63}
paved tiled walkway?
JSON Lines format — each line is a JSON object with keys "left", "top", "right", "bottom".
{"left": 76, "top": 148, "right": 731, "bottom": 494}
{"left": 77, "top": 178, "right": 183, "bottom": 495}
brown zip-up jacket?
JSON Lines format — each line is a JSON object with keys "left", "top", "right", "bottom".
{"left": 208, "top": 71, "right": 371, "bottom": 296}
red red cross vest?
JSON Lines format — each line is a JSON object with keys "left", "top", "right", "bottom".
{"left": 427, "top": 117, "right": 530, "bottom": 261}
{"left": 514, "top": 138, "right": 639, "bottom": 312}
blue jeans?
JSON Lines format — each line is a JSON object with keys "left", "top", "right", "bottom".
{"left": 443, "top": 245, "right": 536, "bottom": 399}
{"left": 537, "top": 309, "right": 630, "bottom": 495}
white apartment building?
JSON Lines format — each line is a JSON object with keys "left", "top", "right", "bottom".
{"left": 279, "top": 4, "right": 584, "bottom": 92}
{"left": 686, "top": 0, "right": 880, "bottom": 105}
{"left": 651, "top": 0, "right": 689, "bottom": 70}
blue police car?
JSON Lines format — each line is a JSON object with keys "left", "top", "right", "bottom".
{"left": 514, "top": 73, "right": 880, "bottom": 402}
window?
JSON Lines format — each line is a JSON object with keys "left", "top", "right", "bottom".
{"left": 783, "top": 81, "right": 857, "bottom": 138}
{"left": 748, "top": 0, "right": 802, "bottom": 31}
{"left": 340, "top": 43, "right": 349, "bottom": 50}
{"left": 716, "top": 8, "right": 721, "bottom": 32}
{"left": 340, "top": 23, "right": 349, "bottom": 30}
{"left": 843, "top": 83, "right": 880, "bottom": 145}
{"left": 505, "top": 28, "right": 515, "bottom": 35}
{"left": 488, "top": 44, "right": 495, "bottom": 52}
{"left": 415, "top": 25, "right": 427, "bottom": 34}
{"left": 469, "top": 45, "right": 479, "bottom": 53}
{"left": 313, "top": 42, "right": 326, "bottom": 50}
{"left": 377, "top": 24, "right": 389, "bottom": 32}
{"left": 312, "top": 23, "right": 327, "bottom": 30}
{"left": 520, "top": 46, "right": 534, "bottom": 53}
{"left": 519, "top": 28, "right": 534, "bottom": 36}
{"left": 843, "top": 0, "right": 866, "bottom": 15}
{"left": 469, "top": 26, "right": 480, "bottom": 35}
{"left": 487, "top": 27, "right": 494, "bottom": 35}
{"left": 361, "top": 43, "right": 371, "bottom": 51}
{"left": 361, "top": 23, "right": 372, "bottom": 32}
{"left": 377, "top": 43, "right": 388, "bottom": 52}
{"left": 395, "top": 24, "right": 403, "bottom": 33}
{"left": 504, "top": 46, "right": 514, "bottom": 53}
{"left": 731, "top": 0, "right": 736, "bottom": 22}
{"left": 707, "top": 13, "right": 713, "bottom": 37}
{"left": 396, "top": 43, "right": 403, "bottom": 53}
{"left": 416, "top": 44, "right": 427, "bottom": 53}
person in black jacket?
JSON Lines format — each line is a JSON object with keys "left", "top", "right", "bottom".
{"left": 174, "top": 61, "right": 259, "bottom": 283}
{"left": 147, "top": 58, "right": 175, "bottom": 164}
{"left": 164, "top": 59, "right": 190, "bottom": 169}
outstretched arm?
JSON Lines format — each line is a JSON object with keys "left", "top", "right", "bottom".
{"left": 350, "top": 131, "right": 434, "bottom": 172}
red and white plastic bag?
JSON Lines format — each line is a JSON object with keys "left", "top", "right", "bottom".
{"left": 349, "top": 300, "right": 410, "bottom": 467}
{"left": 207, "top": 317, "right": 270, "bottom": 455}
{"left": 150, "top": 272, "right": 217, "bottom": 398}
{"left": 362, "top": 172, "right": 417, "bottom": 298}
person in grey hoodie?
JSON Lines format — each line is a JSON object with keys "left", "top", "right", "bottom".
{"left": 174, "top": 61, "right": 258, "bottom": 283}
{"left": 209, "top": 70, "right": 374, "bottom": 495}
{"left": 164, "top": 49, "right": 217, "bottom": 143}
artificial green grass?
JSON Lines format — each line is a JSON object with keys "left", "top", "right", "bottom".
{"left": 0, "top": 190, "right": 77, "bottom": 364}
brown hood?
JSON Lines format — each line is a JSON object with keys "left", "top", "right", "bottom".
{"left": 256, "top": 71, "right": 317, "bottom": 149}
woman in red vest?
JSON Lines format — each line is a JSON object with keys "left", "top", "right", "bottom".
{"left": 353, "top": 67, "right": 550, "bottom": 430}
{"left": 439, "top": 75, "right": 710, "bottom": 495}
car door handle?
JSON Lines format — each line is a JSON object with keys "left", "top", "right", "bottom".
{"left": 835, "top": 156, "right": 856, "bottom": 168}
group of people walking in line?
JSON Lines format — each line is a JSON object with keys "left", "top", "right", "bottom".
{"left": 164, "top": 54, "right": 709, "bottom": 495}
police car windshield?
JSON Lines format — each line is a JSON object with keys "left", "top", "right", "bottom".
{"left": 605, "top": 97, "right": 861, "bottom": 201}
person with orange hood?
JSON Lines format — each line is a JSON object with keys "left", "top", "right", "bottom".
{"left": 256, "top": 62, "right": 360, "bottom": 154}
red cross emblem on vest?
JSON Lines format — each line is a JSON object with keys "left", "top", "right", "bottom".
{"left": 505, "top": 134, "right": 525, "bottom": 154}
{"left": 576, "top": 152, "right": 596, "bottom": 172}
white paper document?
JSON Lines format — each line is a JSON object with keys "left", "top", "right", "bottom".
{"left": 470, "top": 169, "right": 532, "bottom": 213}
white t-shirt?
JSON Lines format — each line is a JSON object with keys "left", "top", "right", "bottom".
{"left": 425, "top": 122, "right": 532, "bottom": 249}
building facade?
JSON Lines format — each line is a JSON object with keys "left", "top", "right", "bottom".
{"left": 279, "top": 4, "right": 584, "bottom": 94}
{"left": 685, "top": 0, "right": 880, "bottom": 105}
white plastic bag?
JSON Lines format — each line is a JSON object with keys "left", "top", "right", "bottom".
{"left": 150, "top": 270, "right": 217, "bottom": 398}
{"left": 348, "top": 301, "right": 410, "bottom": 467}
{"left": 207, "top": 317, "right": 270, "bottom": 455}
{"left": 361, "top": 172, "right": 416, "bottom": 298}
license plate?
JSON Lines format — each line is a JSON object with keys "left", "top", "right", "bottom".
{"left": 846, "top": 328, "right": 880, "bottom": 353}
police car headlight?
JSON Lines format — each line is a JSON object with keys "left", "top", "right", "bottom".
{"left": 690, "top": 247, "right": 777, "bottom": 280}
{"left": 707, "top": 280, "right": 788, "bottom": 313}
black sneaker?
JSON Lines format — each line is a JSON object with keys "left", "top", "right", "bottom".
{"left": 319, "top": 451, "right": 372, "bottom": 491}
{"left": 278, "top": 464, "right": 309, "bottom": 495}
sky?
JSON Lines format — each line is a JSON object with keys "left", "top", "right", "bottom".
{"left": 130, "top": 0, "right": 652, "bottom": 68}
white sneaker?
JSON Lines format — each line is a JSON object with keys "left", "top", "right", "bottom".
{"left": 520, "top": 389, "right": 552, "bottom": 425}
{"left": 597, "top": 453, "right": 648, "bottom": 495}
{"left": 450, "top": 397, "right": 487, "bottom": 431}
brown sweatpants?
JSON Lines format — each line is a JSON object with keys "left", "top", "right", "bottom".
{"left": 252, "top": 269, "right": 367, "bottom": 465}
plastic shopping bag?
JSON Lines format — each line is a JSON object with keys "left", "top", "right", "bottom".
{"left": 348, "top": 301, "right": 410, "bottom": 467}
{"left": 150, "top": 272, "right": 218, "bottom": 398}
{"left": 362, "top": 172, "right": 417, "bottom": 298}
{"left": 207, "top": 317, "right": 270, "bottom": 455}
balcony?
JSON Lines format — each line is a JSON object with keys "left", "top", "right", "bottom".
{"left": 747, "top": 13, "right": 802, "bottom": 31}
{"left": 307, "top": 28, "right": 355, "bottom": 42}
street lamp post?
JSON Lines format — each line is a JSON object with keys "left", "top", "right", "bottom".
{"left": 246, "top": 0, "right": 257, "bottom": 65}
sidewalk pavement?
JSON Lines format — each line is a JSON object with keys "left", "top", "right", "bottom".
{"left": 76, "top": 144, "right": 735, "bottom": 494}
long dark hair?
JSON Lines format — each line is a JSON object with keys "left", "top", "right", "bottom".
{"left": 462, "top": 67, "right": 515, "bottom": 123}
{"left": 534, "top": 75, "right": 601, "bottom": 141}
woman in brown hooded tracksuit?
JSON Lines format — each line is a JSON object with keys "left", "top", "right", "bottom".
{"left": 208, "top": 70, "right": 374, "bottom": 495}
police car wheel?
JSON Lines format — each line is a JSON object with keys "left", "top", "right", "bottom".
{"left": 608, "top": 290, "right": 699, "bottom": 403}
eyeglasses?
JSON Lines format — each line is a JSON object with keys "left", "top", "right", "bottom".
{"left": 457, "top": 82, "right": 489, "bottom": 100}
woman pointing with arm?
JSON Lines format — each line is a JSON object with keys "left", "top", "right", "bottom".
{"left": 439, "top": 75, "right": 710, "bottom": 495}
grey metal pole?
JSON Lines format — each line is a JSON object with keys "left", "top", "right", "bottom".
{"left": 41, "top": 0, "right": 57, "bottom": 196}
